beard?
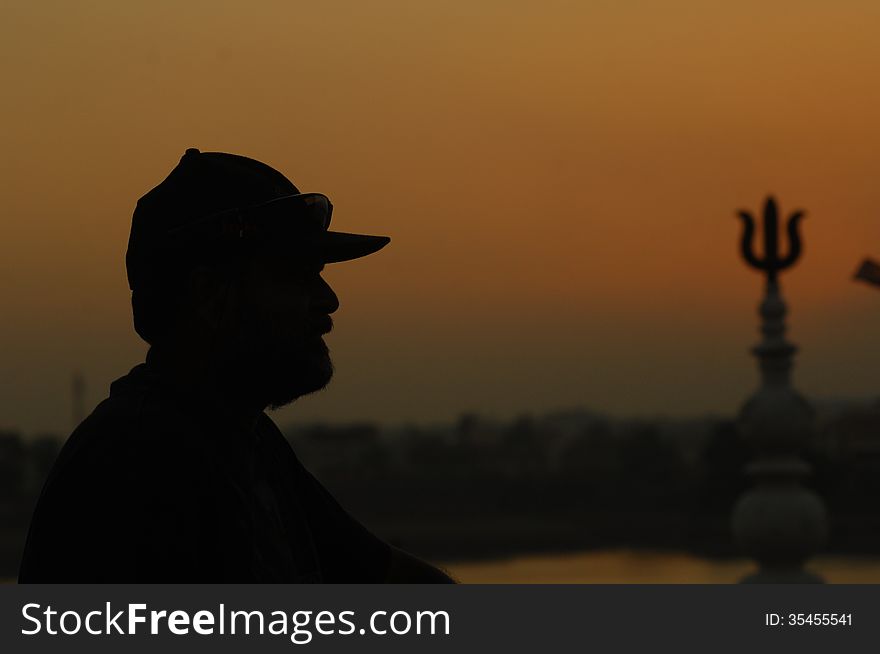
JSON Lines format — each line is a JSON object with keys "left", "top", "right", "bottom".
{"left": 224, "top": 327, "right": 334, "bottom": 411}
{"left": 224, "top": 278, "right": 336, "bottom": 410}
{"left": 263, "top": 336, "right": 334, "bottom": 409}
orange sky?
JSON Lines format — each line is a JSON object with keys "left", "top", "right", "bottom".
{"left": 4, "top": 1, "right": 880, "bottom": 434}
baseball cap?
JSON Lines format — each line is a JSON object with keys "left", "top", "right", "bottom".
{"left": 126, "top": 148, "right": 390, "bottom": 291}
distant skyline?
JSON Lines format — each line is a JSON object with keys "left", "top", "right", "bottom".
{"left": 4, "top": 1, "right": 880, "bottom": 435}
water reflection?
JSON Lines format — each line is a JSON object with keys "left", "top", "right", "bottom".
{"left": 444, "top": 550, "right": 880, "bottom": 584}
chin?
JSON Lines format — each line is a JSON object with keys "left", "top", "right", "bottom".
{"left": 265, "top": 351, "right": 334, "bottom": 410}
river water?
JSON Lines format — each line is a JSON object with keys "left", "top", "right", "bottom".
{"left": 443, "top": 550, "right": 880, "bottom": 583}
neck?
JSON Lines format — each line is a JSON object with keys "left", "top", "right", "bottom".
{"left": 145, "top": 343, "right": 266, "bottom": 430}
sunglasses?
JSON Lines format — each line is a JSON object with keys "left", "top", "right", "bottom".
{"left": 165, "top": 192, "right": 333, "bottom": 243}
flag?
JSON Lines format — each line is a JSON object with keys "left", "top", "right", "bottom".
{"left": 854, "top": 258, "right": 880, "bottom": 287}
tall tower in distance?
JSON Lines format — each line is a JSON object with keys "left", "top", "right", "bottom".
{"left": 732, "top": 196, "right": 827, "bottom": 583}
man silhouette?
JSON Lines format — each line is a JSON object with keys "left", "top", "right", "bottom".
{"left": 19, "top": 149, "right": 453, "bottom": 582}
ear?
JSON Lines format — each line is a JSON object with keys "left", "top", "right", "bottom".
{"left": 184, "top": 265, "right": 234, "bottom": 330}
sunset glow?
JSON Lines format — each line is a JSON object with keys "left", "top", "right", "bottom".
{"left": 4, "top": 1, "right": 880, "bottom": 433}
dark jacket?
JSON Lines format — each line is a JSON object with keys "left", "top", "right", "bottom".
{"left": 19, "top": 362, "right": 390, "bottom": 582}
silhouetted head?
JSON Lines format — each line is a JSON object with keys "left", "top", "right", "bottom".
{"left": 126, "top": 149, "right": 390, "bottom": 409}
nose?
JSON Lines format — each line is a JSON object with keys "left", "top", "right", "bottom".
{"left": 313, "top": 274, "right": 339, "bottom": 315}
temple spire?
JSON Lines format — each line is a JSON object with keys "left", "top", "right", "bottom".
{"left": 732, "top": 196, "right": 827, "bottom": 583}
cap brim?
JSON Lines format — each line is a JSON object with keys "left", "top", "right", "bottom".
{"left": 320, "top": 231, "right": 391, "bottom": 263}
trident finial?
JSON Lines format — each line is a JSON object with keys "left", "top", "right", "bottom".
{"left": 737, "top": 196, "right": 805, "bottom": 283}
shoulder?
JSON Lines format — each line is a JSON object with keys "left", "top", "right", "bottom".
{"left": 38, "top": 366, "right": 217, "bottom": 515}
{"left": 59, "top": 378, "right": 197, "bottom": 479}
{"left": 19, "top": 368, "right": 223, "bottom": 581}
